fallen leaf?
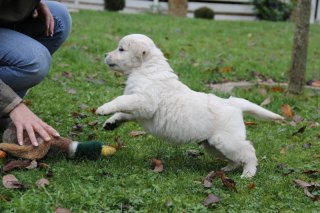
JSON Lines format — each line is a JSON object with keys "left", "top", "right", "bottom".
{"left": 62, "top": 71, "right": 73, "bottom": 78}
{"left": 244, "top": 121, "right": 257, "bottom": 126}
{"left": 203, "top": 171, "right": 215, "bottom": 188}
{"left": 292, "top": 126, "right": 306, "bottom": 136}
{"left": 221, "top": 66, "right": 233, "bottom": 73}
{"left": 260, "top": 96, "right": 272, "bottom": 106}
{"left": 110, "top": 137, "right": 124, "bottom": 150}
{"left": 90, "top": 108, "right": 97, "bottom": 114}
{"left": 281, "top": 104, "right": 294, "bottom": 117}
{"left": 23, "top": 100, "right": 33, "bottom": 106}
{"left": 247, "top": 183, "right": 256, "bottom": 190}
{"left": 271, "top": 86, "right": 285, "bottom": 93}
{"left": 55, "top": 208, "right": 73, "bottom": 213}
{"left": 151, "top": 159, "right": 164, "bottom": 173}
{"left": 3, "top": 160, "right": 31, "bottom": 172}
{"left": 129, "top": 131, "right": 146, "bottom": 137}
{"left": 2, "top": 174, "right": 27, "bottom": 189}
{"left": 88, "top": 121, "right": 98, "bottom": 127}
{"left": 72, "top": 123, "right": 83, "bottom": 132}
{"left": 38, "top": 163, "right": 50, "bottom": 169}
{"left": 71, "top": 112, "right": 87, "bottom": 119}
{"left": 79, "top": 103, "right": 89, "bottom": 110}
{"left": 202, "top": 171, "right": 237, "bottom": 192}
{"left": 292, "top": 115, "right": 304, "bottom": 123}
{"left": 36, "top": 178, "right": 49, "bottom": 188}
{"left": 203, "top": 194, "right": 220, "bottom": 206}
{"left": 302, "top": 170, "right": 319, "bottom": 178}
{"left": 293, "top": 179, "right": 320, "bottom": 201}
{"left": 302, "top": 143, "right": 311, "bottom": 149}
{"left": 0, "top": 150, "right": 7, "bottom": 159}
{"left": 66, "top": 88, "right": 77, "bottom": 94}
{"left": 294, "top": 179, "right": 311, "bottom": 188}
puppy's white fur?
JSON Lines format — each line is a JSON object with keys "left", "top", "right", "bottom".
{"left": 96, "top": 34, "right": 283, "bottom": 178}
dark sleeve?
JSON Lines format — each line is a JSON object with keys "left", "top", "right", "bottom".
{"left": 0, "top": 79, "right": 22, "bottom": 117}
{"left": 0, "top": 0, "right": 40, "bottom": 25}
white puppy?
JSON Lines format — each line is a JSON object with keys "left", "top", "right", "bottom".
{"left": 96, "top": 34, "right": 283, "bottom": 178}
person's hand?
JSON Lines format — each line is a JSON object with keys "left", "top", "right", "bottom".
{"left": 32, "top": 1, "right": 54, "bottom": 37}
{"left": 9, "top": 103, "right": 60, "bottom": 146}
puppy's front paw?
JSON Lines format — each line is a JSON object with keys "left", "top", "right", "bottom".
{"left": 103, "top": 121, "right": 119, "bottom": 131}
{"left": 95, "top": 106, "right": 107, "bottom": 115}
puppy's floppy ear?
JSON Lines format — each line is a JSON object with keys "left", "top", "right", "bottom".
{"left": 134, "top": 45, "right": 149, "bottom": 63}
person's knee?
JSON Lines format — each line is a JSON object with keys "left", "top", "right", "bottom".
{"left": 28, "top": 46, "right": 51, "bottom": 84}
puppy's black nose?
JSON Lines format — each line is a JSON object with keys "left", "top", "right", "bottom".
{"left": 104, "top": 53, "right": 108, "bottom": 58}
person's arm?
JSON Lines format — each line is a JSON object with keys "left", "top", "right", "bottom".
{"left": 0, "top": 80, "right": 60, "bottom": 146}
{"left": 0, "top": 79, "right": 22, "bottom": 117}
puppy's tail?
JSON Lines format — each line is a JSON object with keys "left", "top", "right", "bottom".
{"left": 227, "top": 96, "right": 284, "bottom": 120}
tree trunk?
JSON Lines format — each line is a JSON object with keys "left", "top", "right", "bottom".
{"left": 168, "top": 0, "right": 188, "bottom": 17}
{"left": 288, "top": 0, "right": 311, "bottom": 94}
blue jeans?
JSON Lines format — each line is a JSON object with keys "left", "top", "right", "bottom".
{"left": 0, "top": 1, "right": 71, "bottom": 98}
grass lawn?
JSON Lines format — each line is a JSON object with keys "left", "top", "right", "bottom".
{"left": 1, "top": 11, "right": 320, "bottom": 212}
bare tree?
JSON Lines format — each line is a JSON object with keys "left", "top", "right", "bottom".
{"left": 288, "top": 0, "right": 311, "bottom": 94}
{"left": 168, "top": 0, "right": 188, "bottom": 17}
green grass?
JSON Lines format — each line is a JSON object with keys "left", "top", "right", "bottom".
{"left": 1, "top": 11, "right": 320, "bottom": 212}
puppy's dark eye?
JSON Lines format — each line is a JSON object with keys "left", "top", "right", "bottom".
{"left": 119, "top": 47, "right": 124, "bottom": 52}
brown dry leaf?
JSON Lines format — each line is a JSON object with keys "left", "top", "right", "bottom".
{"left": 247, "top": 183, "right": 256, "bottom": 190}
{"left": 38, "top": 163, "right": 50, "bottom": 169}
{"left": 23, "top": 100, "right": 33, "bottom": 106}
{"left": 203, "top": 171, "right": 216, "bottom": 188}
{"left": 88, "top": 121, "right": 98, "bottom": 127}
{"left": 221, "top": 66, "right": 233, "bottom": 73}
{"left": 3, "top": 160, "right": 31, "bottom": 172}
{"left": 55, "top": 208, "right": 73, "bottom": 213}
{"left": 244, "top": 121, "right": 257, "bottom": 126}
{"left": 260, "top": 96, "right": 272, "bottom": 106}
{"left": 129, "top": 131, "right": 146, "bottom": 137}
{"left": 302, "top": 170, "right": 319, "bottom": 175}
{"left": 151, "top": 159, "right": 164, "bottom": 173}
{"left": 62, "top": 71, "right": 73, "bottom": 78}
{"left": 203, "top": 171, "right": 237, "bottom": 192}
{"left": 293, "top": 179, "right": 320, "bottom": 201}
{"left": 271, "top": 86, "right": 285, "bottom": 93}
{"left": 0, "top": 150, "right": 7, "bottom": 159}
{"left": 66, "top": 88, "right": 77, "bottom": 94}
{"left": 203, "top": 194, "right": 220, "bottom": 206}
{"left": 292, "top": 115, "right": 304, "bottom": 124}
{"left": 2, "top": 174, "right": 27, "bottom": 189}
{"left": 71, "top": 112, "right": 87, "bottom": 119}
{"left": 36, "top": 178, "right": 49, "bottom": 188}
{"left": 281, "top": 104, "right": 294, "bottom": 118}
{"left": 90, "top": 108, "right": 97, "bottom": 114}
{"left": 280, "top": 148, "right": 287, "bottom": 155}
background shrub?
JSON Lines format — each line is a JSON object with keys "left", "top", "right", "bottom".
{"left": 253, "top": 0, "right": 295, "bottom": 21}
{"left": 104, "top": 0, "right": 125, "bottom": 11}
{"left": 194, "top": 7, "right": 215, "bottom": 19}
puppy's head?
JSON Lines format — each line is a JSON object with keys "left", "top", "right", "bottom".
{"left": 104, "top": 34, "right": 159, "bottom": 74}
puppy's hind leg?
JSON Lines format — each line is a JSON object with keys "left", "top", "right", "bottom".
{"left": 208, "top": 135, "right": 258, "bottom": 178}
{"left": 202, "top": 140, "right": 240, "bottom": 172}
{"left": 103, "top": 113, "right": 135, "bottom": 130}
